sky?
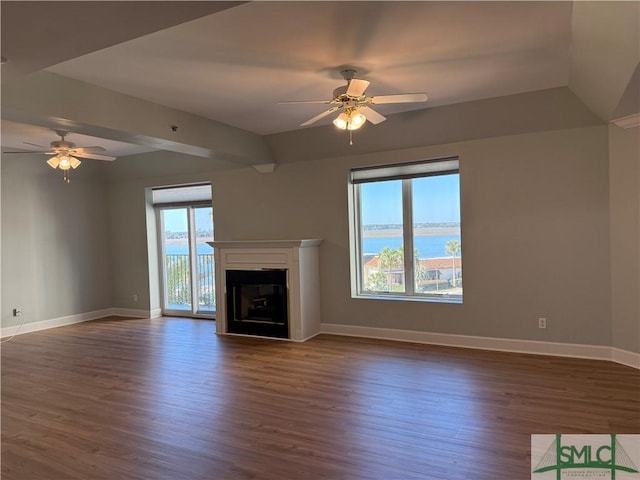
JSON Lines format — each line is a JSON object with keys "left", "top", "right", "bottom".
{"left": 360, "top": 174, "right": 461, "bottom": 225}
{"left": 163, "top": 207, "right": 213, "bottom": 233}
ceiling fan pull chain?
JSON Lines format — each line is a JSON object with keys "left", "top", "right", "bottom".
{"left": 349, "top": 129, "right": 353, "bottom": 146}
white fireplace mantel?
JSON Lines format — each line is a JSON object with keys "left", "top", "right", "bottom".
{"left": 208, "top": 239, "right": 322, "bottom": 341}
{"left": 211, "top": 239, "right": 321, "bottom": 250}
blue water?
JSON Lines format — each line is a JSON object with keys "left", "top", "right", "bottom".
{"left": 165, "top": 244, "right": 213, "bottom": 255}
{"left": 166, "top": 234, "right": 461, "bottom": 259}
{"left": 165, "top": 235, "right": 460, "bottom": 258}
{"left": 362, "top": 234, "right": 461, "bottom": 258}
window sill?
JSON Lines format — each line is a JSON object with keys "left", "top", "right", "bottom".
{"left": 353, "top": 293, "right": 463, "bottom": 304}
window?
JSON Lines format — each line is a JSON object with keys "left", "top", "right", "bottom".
{"left": 349, "top": 157, "right": 462, "bottom": 303}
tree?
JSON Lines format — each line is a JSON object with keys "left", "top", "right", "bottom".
{"left": 378, "top": 246, "right": 404, "bottom": 291}
{"left": 445, "top": 240, "right": 461, "bottom": 287}
{"left": 413, "top": 248, "right": 427, "bottom": 290}
{"left": 366, "top": 272, "right": 388, "bottom": 292}
{"left": 166, "top": 254, "right": 191, "bottom": 305}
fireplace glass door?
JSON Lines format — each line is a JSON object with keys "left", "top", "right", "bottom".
{"left": 226, "top": 269, "right": 288, "bottom": 338}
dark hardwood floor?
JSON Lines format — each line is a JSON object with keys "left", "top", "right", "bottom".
{"left": 2, "top": 317, "right": 638, "bottom": 479}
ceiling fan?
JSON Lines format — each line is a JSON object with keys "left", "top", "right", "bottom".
{"left": 281, "top": 69, "right": 428, "bottom": 144}
{"left": 4, "top": 129, "right": 116, "bottom": 182}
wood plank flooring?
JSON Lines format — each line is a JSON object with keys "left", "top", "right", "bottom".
{"left": 2, "top": 317, "right": 638, "bottom": 479}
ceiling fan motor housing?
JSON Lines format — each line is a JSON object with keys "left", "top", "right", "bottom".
{"left": 287, "top": 67, "right": 427, "bottom": 129}
{"left": 50, "top": 140, "right": 76, "bottom": 150}
{"left": 333, "top": 85, "right": 349, "bottom": 99}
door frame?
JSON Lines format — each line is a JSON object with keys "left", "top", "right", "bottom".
{"left": 156, "top": 203, "right": 215, "bottom": 319}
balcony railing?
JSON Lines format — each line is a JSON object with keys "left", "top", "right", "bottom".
{"left": 165, "top": 254, "right": 215, "bottom": 310}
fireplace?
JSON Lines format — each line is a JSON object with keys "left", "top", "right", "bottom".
{"left": 209, "top": 239, "right": 322, "bottom": 341}
{"left": 226, "top": 269, "right": 288, "bottom": 338}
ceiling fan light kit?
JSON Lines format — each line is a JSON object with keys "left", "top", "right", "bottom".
{"left": 47, "top": 154, "right": 81, "bottom": 170}
{"left": 332, "top": 109, "right": 366, "bottom": 131}
{"left": 281, "top": 69, "right": 428, "bottom": 145}
{"left": 47, "top": 153, "right": 81, "bottom": 183}
{"left": 3, "top": 129, "right": 116, "bottom": 183}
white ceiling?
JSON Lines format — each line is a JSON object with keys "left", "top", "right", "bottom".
{"left": 44, "top": 1, "right": 572, "bottom": 135}
{"left": 1, "top": 1, "right": 636, "bottom": 159}
{"left": 0, "top": 121, "right": 154, "bottom": 157}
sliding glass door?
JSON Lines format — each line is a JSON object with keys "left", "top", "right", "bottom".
{"left": 159, "top": 205, "right": 215, "bottom": 318}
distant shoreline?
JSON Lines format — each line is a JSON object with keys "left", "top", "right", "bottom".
{"left": 164, "top": 231, "right": 458, "bottom": 243}
{"left": 363, "top": 229, "right": 460, "bottom": 238}
{"left": 165, "top": 238, "right": 213, "bottom": 246}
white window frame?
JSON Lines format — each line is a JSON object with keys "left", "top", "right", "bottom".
{"left": 348, "top": 157, "right": 462, "bottom": 304}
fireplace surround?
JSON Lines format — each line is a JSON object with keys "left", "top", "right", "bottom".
{"left": 209, "top": 239, "right": 321, "bottom": 341}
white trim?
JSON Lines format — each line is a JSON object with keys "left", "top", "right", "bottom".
{"left": 3, "top": 313, "right": 636, "bottom": 370}
{"left": 297, "top": 331, "right": 321, "bottom": 343}
{"left": 210, "top": 239, "right": 321, "bottom": 249}
{"left": 1, "top": 309, "right": 112, "bottom": 338}
{"left": 611, "top": 347, "right": 640, "bottom": 369}
{"left": 109, "top": 308, "right": 151, "bottom": 319}
{"left": 320, "top": 324, "right": 639, "bottom": 369}
{"left": 218, "top": 331, "right": 321, "bottom": 343}
{"left": 252, "top": 163, "right": 277, "bottom": 174}
{"left": 611, "top": 113, "right": 640, "bottom": 129}
{"left": 1, "top": 308, "right": 153, "bottom": 338}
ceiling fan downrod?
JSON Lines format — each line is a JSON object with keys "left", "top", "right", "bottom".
{"left": 341, "top": 69, "right": 357, "bottom": 82}
{"left": 54, "top": 130, "right": 68, "bottom": 141}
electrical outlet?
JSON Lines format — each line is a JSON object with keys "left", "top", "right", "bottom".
{"left": 132, "top": 294, "right": 138, "bottom": 303}
{"left": 538, "top": 317, "right": 546, "bottom": 329}
{"left": 12, "top": 308, "right": 22, "bottom": 317}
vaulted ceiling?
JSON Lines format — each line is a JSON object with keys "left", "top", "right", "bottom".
{"left": 1, "top": 1, "right": 638, "bottom": 165}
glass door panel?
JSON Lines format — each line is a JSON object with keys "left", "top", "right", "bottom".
{"left": 193, "top": 207, "right": 215, "bottom": 314}
{"left": 162, "top": 208, "right": 192, "bottom": 313}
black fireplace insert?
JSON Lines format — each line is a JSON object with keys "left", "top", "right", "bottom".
{"left": 226, "top": 269, "right": 288, "bottom": 338}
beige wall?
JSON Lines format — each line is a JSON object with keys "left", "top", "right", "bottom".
{"left": 266, "top": 88, "right": 601, "bottom": 164}
{"left": 1, "top": 153, "right": 112, "bottom": 326}
{"left": 609, "top": 124, "right": 640, "bottom": 353}
{"left": 107, "top": 180, "right": 153, "bottom": 312}
{"left": 106, "top": 159, "right": 223, "bottom": 310}
{"left": 213, "top": 126, "right": 612, "bottom": 346}
{"left": 3, "top": 100, "right": 635, "bottom": 355}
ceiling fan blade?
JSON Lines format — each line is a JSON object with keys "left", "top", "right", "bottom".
{"left": 360, "top": 106, "right": 387, "bottom": 125}
{"left": 279, "top": 100, "right": 332, "bottom": 105}
{"left": 74, "top": 152, "right": 116, "bottom": 161}
{"left": 300, "top": 106, "right": 340, "bottom": 126}
{"left": 369, "top": 93, "right": 428, "bottom": 104}
{"left": 2, "top": 150, "right": 50, "bottom": 154}
{"left": 72, "top": 146, "right": 107, "bottom": 154}
{"left": 346, "top": 79, "right": 370, "bottom": 97}
{"left": 22, "top": 141, "right": 49, "bottom": 149}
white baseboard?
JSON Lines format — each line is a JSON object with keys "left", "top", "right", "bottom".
{"left": 320, "top": 323, "right": 640, "bottom": 370}
{"left": 1, "top": 309, "right": 113, "bottom": 338}
{"left": 611, "top": 348, "right": 640, "bottom": 369}
{"left": 4, "top": 314, "right": 637, "bottom": 370}
{"left": 110, "top": 308, "right": 151, "bottom": 319}
{"left": 1, "top": 307, "right": 153, "bottom": 338}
